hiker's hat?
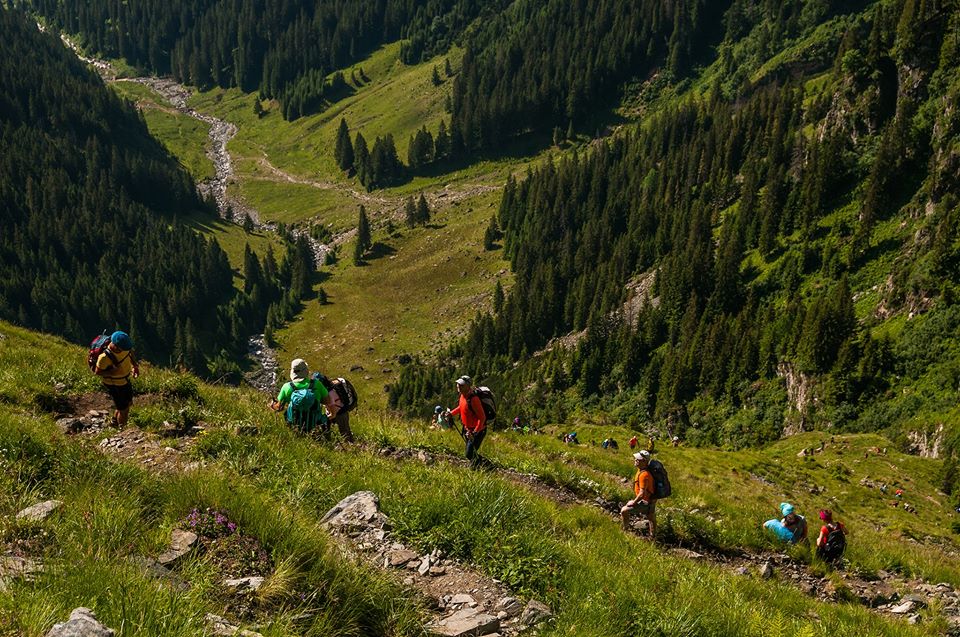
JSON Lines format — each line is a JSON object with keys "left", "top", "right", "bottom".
{"left": 780, "top": 502, "right": 795, "bottom": 516}
{"left": 455, "top": 375, "right": 472, "bottom": 386}
{"left": 633, "top": 450, "right": 651, "bottom": 461}
{"left": 818, "top": 509, "right": 832, "bottom": 521}
{"left": 111, "top": 331, "right": 133, "bottom": 351}
{"left": 290, "top": 359, "right": 309, "bottom": 382}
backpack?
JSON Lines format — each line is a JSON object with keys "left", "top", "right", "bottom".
{"left": 87, "top": 332, "right": 116, "bottom": 373}
{"left": 329, "top": 377, "right": 359, "bottom": 413}
{"left": 285, "top": 379, "right": 323, "bottom": 432}
{"left": 647, "top": 459, "right": 672, "bottom": 499}
{"left": 819, "top": 525, "right": 846, "bottom": 562}
{"left": 468, "top": 386, "right": 497, "bottom": 423}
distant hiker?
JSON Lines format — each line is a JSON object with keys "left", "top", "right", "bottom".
{"left": 895, "top": 488, "right": 903, "bottom": 500}
{"left": 602, "top": 438, "right": 618, "bottom": 450}
{"left": 763, "top": 502, "right": 808, "bottom": 544}
{"left": 903, "top": 502, "right": 917, "bottom": 514}
{"left": 672, "top": 436, "right": 681, "bottom": 447}
{"left": 629, "top": 436, "right": 638, "bottom": 450}
{"left": 621, "top": 450, "right": 656, "bottom": 539}
{"left": 564, "top": 432, "right": 579, "bottom": 445}
{"left": 92, "top": 330, "right": 139, "bottom": 428}
{"left": 647, "top": 436, "right": 656, "bottom": 453}
{"left": 435, "top": 405, "right": 453, "bottom": 430}
{"left": 271, "top": 359, "right": 333, "bottom": 434}
{"left": 448, "top": 375, "right": 487, "bottom": 469}
{"left": 815, "top": 509, "right": 847, "bottom": 563}
{"left": 880, "top": 483, "right": 888, "bottom": 494}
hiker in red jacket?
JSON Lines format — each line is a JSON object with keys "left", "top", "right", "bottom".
{"left": 449, "top": 375, "right": 487, "bottom": 469}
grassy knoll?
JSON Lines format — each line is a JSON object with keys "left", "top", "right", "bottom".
{"left": 0, "top": 322, "right": 955, "bottom": 636}
{"left": 109, "top": 80, "right": 216, "bottom": 182}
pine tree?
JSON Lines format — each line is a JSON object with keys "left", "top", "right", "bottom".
{"left": 354, "top": 132, "right": 371, "bottom": 187}
{"left": 357, "top": 205, "right": 372, "bottom": 254}
{"left": 432, "top": 65, "right": 442, "bottom": 86}
{"left": 416, "top": 193, "right": 430, "bottom": 225}
{"left": 335, "top": 118, "right": 354, "bottom": 172}
{"left": 404, "top": 196, "right": 417, "bottom": 228}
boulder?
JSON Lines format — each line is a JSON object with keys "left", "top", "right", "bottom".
{"left": 156, "top": 529, "right": 197, "bottom": 567}
{"left": 128, "top": 556, "right": 190, "bottom": 591}
{"left": 429, "top": 609, "right": 500, "bottom": 637}
{"left": 520, "top": 600, "right": 553, "bottom": 626}
{"left": 16, "top": 500, "right": 63, "bottom": 523}
{"left": 46, "top": 608, "right": 115, "bottom": 637}
{"left": 450, "top": 594, "right": 476, "bottom": 606}
{"left": 321, "top": 491, "right": 390, "bottom": 531}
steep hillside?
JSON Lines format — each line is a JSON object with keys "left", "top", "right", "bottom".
{"left": 1, "top": 322, "right": 958, "bottom": 635}
{"left": 391, "top": 0, "right": 960, "bottom": 469}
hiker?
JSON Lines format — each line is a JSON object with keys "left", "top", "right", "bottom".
{"left": 647, "top": 436, "right": 656, "bottom": 453}
{"left": 629, "top": 435, "right": 638, "bottom": 449}
{"left": 620, "top": 450, "right": 656, "bottom": 539}
{"left": 448, "top": 375, "right": 487, "bottom": 469}
{"left": 672, "top": 436, "right": 681, "bottom": 447}
{"left": 270, "top": 359, "right": 333, "bottom": 434}
{"left": 895, "top": 488, "right": 903, "bottom": 500}
{"left": 93, "top": 330, "right": 139, "bottom": 428}
{"left": 815, "top": 509, "right": 847, "bottom": 563}
{"left": 763, "top": 502, "right": 808, "bottom": 544}
{"left": 434, "top": 405, "right": 452, "bottom": 430}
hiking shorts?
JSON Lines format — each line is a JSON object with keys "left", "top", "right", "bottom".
{"left": 105, "top": 382, "right": 133, "bottom": 410}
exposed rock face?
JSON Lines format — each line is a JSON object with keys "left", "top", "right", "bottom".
{"left": 906, "top": 423, "right": 945, "bottom": 458}
{"left": 46, "top": 608, "right": 115, "bottom": 637}
{"left": 204, "top": 613, "right": 264, "bottom": 637}
{"left": 16, "top": 500, "right": 63, "bottom": 522}
{"left": 777, "top": 363, "right": 815, "bottom": 435}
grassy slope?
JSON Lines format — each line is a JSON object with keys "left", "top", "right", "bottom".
{"left": 0, "top": 322, "right": 953, "bottom": 636}
{"left": 109, "top": 80, "right": 216, "bottom": 183}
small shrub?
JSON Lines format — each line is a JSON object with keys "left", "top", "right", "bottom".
{"left": 158, "top": 375, "right": 202, "bottom": 402}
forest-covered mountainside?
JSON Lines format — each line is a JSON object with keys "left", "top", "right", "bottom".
{"left": 390, "top": 0, "right": 960, "bottom": 467}
{"left": 0, "top": 8, "right": 322, "bottom": 374}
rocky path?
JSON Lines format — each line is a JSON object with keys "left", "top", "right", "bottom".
{"left": 374, "top": 444, "right": 960, "bottom": 632}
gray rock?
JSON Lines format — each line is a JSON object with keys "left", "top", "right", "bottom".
{"left": 907, "top": 614, "right": 921, "bottom": 625}
{"left": 902, "top": 593, "right": 927, "bottom": 607}
{"left": 450, "top": 594, "right": 476, "bottom": 606}
{"left": 0, "top": 555, "right": 42, "bottom": 580}
{"left": 759, "top": 561, "right": 775, "bottom": 579}
{"left": 156, "top": 529, "right": 197, "bottom": 567}
{"left": 46, "top": 607, "right": 115, "bottom": 637}
{"left": 224, "top": 576, "right": 265, "bottom": 592}
{"left": 388, "top": 549, "right": 419, "bottom": 567}
{"left": 519, "top": 600, "right": 553, "bottom": 626}
{"left": 891, "top": 601, "right": 917, "bottom": 614}
{"left": 128, "top": 556, "right": 190, "bottom": 591}
{"left": 734, "top": 567, "right": 750, "bottom": 576}
{"left": 429, "top": 609, "right": 500, "bottom": 637}
{"left": 204, "top": 613, "right": 264, "bottom": 637}
{"left": 418, "top": 557, "right": 432, "bottom": 576}
{"left": 56, "top": 417, "right": 85, "bottom": 434}
{"left": 16, "top": 500, "right": 64, "bottom": 523}
{"left": 496, "top": 597, "right": 523, "bottom": 617}
{"left": 321, "top": 491, "right": 390, "bottom": 531}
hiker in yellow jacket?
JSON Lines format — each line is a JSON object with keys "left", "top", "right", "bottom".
{"left": 94, "top": 331, "right": 139, "bottom": 428}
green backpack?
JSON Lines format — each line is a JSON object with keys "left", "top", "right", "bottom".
{"left": 286, "top": 379, "right": 324, "bottom": 432}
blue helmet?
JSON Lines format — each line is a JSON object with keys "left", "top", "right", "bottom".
{"left": 435, "top": 405, "right": 444, "bottom": 414}
{"left": 111, "top": 331, "right": 133, "bottom": 351}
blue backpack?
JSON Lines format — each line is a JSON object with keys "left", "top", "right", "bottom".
{"left": 285, "top": 379, "right": 323, "bottom": 432}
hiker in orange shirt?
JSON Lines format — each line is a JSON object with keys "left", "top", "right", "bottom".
{"left": 620, "top": 450, "right": 656, "bottom": 539}
{"left": 448, "top": 375, "right": 487, "bottom": 469}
